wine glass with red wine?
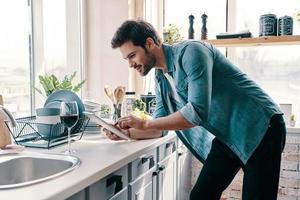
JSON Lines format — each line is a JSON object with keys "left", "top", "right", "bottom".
{"left": 60, "top": 101, "right": 79, "bottom": 154}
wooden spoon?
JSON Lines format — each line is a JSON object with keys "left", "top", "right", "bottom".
{"left": 104, "top": 85, "right": 115, "bottom": 104}
{"left": 114, "top": 86, "right": 125, "bottom": 105}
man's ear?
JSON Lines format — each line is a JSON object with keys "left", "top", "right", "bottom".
{"left": 145, "top": 37, "right": 155, "bottom": 50}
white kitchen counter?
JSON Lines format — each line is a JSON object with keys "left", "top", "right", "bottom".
{"left": 0, "top": 131, "right": 176, "bottom": 200}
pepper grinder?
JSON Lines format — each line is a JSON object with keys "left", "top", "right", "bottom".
{"left": 201, "top": 13, "right": 208, "bottom": 40}
{"left": 188, "top": 14, "right": 195, "bottom": 39}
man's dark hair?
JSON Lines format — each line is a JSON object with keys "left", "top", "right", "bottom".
{"left": 111, "top": 20, "right": 161, "bottom": 49}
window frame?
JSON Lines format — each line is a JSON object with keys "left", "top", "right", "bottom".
{"left": 29, "top": 0, "right": 84, "bottom": 115}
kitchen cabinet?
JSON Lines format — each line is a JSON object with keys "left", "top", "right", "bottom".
{"left": 176, "top": 140, "right": 191, "bottom": 200}
{"left": 157, "top": 138, "right": 177, "bottom": 200}
{"left": 129, "top": 149, "right": 157, "bottom": 182}
{"left": 157, "top": 152, "right": 177, "bottom": 200}
{"left": 129, "top": 167, "right": 158, "bottom": 200}
{"left": 88, "top": 165, "right": 128, "bottom": 200}
{"left": 109, "top": 187, "right": 128, "bottom": 200}
{"left": 128, "top": 148, "right": 157, "bottom": 200}
{"left": 67, "top": 189, "right": 87, "bottom": 200}
{"left": 67, "top": 136, "right": 181, "bottom": 200}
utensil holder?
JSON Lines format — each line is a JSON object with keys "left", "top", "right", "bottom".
{"left": 112, "top": 104, "right": 122, "bottom": 122}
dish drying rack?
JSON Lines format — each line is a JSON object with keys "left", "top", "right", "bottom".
{"left": 6, "top": 116, "right": 89, "bottom": 149}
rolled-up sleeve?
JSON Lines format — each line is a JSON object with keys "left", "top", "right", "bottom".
{"left": 179, "top": 42, "right": 214, "bottom": 126}
{"left": 179, "top": 102, "right": 203, "bottom": 125}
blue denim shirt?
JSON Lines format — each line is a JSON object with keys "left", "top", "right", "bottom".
{"left": 154, "top": 41, "right": 282, "bottom": 164}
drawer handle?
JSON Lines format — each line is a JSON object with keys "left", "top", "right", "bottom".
{"left": 166, "top": 141, "right": 176, "bottom": 152}
{"left": 141, "top": 155, "right": 155, "bottom": 168}
{"left": 159, "top": 165, "right": 165, "bottom": 171}
{"left": 106, "top": 175, "right": 123, "bottom": 194}
{"left": 152, "top": 169, "right": 160, "bottom": 176}
{"left": 178, "top": 149, "right": 184, "bottom": 156}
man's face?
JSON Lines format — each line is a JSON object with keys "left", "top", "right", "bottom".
{"left": 119, "top": 40, "right": 156, "bottom": 76}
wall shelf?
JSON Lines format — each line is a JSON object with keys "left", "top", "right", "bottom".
{"left": 205, "top": 35, "right": 300, "bottom": 47}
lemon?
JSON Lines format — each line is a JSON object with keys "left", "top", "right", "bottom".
{"left": 131, "top": 109, "right": 152, "bottom": 120}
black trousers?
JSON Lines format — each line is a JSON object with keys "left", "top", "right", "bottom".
{"left": 190, "top": 114, "right": 286, "bottom": 200}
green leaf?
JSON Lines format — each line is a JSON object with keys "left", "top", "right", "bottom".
{"left": 35, "top": 71, "right": 85, "bottom": 96}
{"left": 39, "top": 75, "right": 54, "bottom": 96}
{"left": 73, "top": 80, "right": 86, "bottom": 92}
{"left": 50, "top": 74, "right": 60, "bottom": 88}
{"left": 69, "top": 71, "right": 77, "bottom": 82}
{"left": 59, "top": 79, "right": 72, "bottom": 90}
{"left": 34, "top": 87, "right": 46, "bottom": 97}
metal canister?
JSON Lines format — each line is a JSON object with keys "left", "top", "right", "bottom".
{"left": 123, "top": 91, "right": 136, "bottom": 116}
{"left": 278, "top": 16, "right": 293, "bottom": 35}
{"left": 259, "top": 14, "right": 277, "bottom": 36}
{"left": 140, "top": 93, "right": 156, "bottom": 115}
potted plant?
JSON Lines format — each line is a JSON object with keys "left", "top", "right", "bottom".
{"left": 100, "top": 104, "right": 111, "bottom": 119}
{"left": 163, "top": 24, "right": 184, "bottom": 44}
{"left": 131, "top": 99, "right": 152, "bottom": 120}
{"left": 294, "top": 10, "right": 300, "bottom": 33}
{"left": 35, "top": 71, "right": 86, "bottom": 97}
{"left": 290, "top": 114, "right": 296, "bottom": 127}
{"left": 294, "top": 10, "right": 300, "bottom": 22}
{"left": 34, "top": 71, "right": 86, "bottom": 139}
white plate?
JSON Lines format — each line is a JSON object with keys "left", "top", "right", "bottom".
{"left": 84, "top": 100, "right": 101, "bottom": 107}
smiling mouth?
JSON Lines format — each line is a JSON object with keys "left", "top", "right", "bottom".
{"left": 136, "top": 65, "right": 142, "bottom": 72}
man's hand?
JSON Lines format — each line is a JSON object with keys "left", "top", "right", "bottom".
{"left": 98, "top": 122, "right": 130, "bottom": 141}
{"left": 118, "top": 115, "right": 148, "bottom": 130}
{"left": 102, "top": 127, "right": 130, "bottom": 140}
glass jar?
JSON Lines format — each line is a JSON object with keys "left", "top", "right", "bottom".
{"left": 123, "top": 92, "right": 136, "bottom": 116}
{"left": 140, "top": 92, "right": 156, "bottom": 115}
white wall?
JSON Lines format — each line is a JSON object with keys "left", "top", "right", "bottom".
{"left": 83, "top": 0, "right": 129, "bottom": 104}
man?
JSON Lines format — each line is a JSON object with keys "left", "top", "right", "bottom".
{"left": 105, "top": 20, "right": 286, "bottom": 199}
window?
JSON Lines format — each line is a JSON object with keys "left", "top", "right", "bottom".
{"left": 0, "top": 0, "right": 83, "bottom": 117}
{"left": 143, "top": 0, "right": 227, "bottom": 95}
{"left": 164, "top": 0, "right": 227, "bottom": 40}
{"left": 148, "top": 0, "right": 300, "bottom": 124}
{"left": 227, "top": 0, "right": 300, "bottom": 124}
{"left": 33, "top": 0, "right": 83, "bottom": 109}
{"left": 0, "top": 0, "right": 31, "bottom": 117}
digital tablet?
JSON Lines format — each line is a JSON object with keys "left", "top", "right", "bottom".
{"left": 83, "top": 112, "right": 131, "bottom": 140}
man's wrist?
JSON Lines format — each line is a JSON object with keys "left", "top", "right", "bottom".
{"left": 144, "top": 120, "right": 151, "bottom": 129}
{"left": 126, "top": 128, "right": 131, "bottom": 138}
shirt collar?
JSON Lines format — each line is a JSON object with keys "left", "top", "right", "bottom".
{"left": 162, "top": 44, "right": 175, "bottom": 73}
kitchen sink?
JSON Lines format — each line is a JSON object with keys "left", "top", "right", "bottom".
{"left": 0, "top": 152, "right": 80, "bottom": 189}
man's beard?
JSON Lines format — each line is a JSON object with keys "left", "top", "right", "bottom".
{"left": 141, "top": 51, "right": 156, "bottom": 76}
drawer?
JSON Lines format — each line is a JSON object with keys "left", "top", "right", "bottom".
{"left": 129, "top": 149, "right": 157, "bottom": 182}
{"left": 129, "top": 167, "right": 158, "bottom": 200}
{"left": 89, "top": 165, "right": 128, "bottom": 200}
{"left": 177, "top": 137, "right": 184, "bottom": 148}
{"left": 67, "top": 189, "right": 86, "bottom": 200}
{"left": 109, "top": 187, "right": 128, "bottom": 200}
{"left": 158, "top": 138, "right": 177, "bottom": 162}
{"left": 177, "top": 144, "right": 188, "bottom": 155}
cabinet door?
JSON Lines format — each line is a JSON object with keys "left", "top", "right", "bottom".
{"left": 129, "top": 167, "right": 157, "bottom": 200}
{"left": 89, "top": 165, "right": 128, "bottom": 200}
{"left": 109, "top": 187, "right": 128, "bottom": 200}
{"left": 157, "top": 152, "right": 177, "bottom": 200}
{"left": 177, "top": 146, "right": 191, "bottom": 200}
{"left": 158, "top": 138, "right": 177, "bottom": 162}
{"left": 66, "top": 189, "right": 86, "bottom": 200}
{"left": 130, "top": 149, "right": 157, "bottom": 182}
